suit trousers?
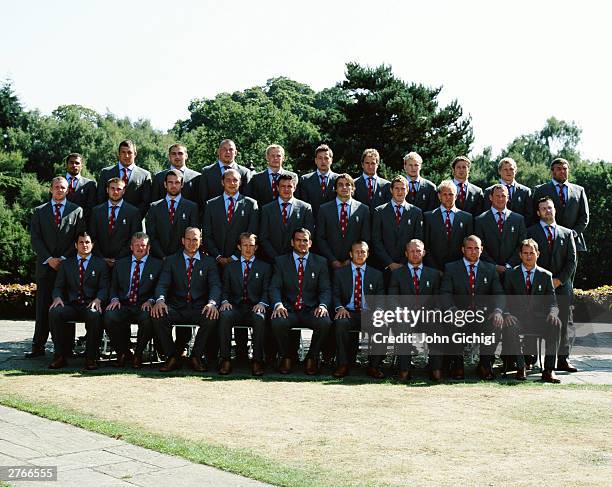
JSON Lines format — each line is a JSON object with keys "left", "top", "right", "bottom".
{"left": 271, "top": 309, "right": 332, "bottom": 360}
{"left": 103, "top": 305, "right": 154, "bottom": 355}
{"left": 218, "top": 304, "right": 266, "bottom": 361}
{"left": 49, "top": 304, "right": 102, "bottom": 360}
{"left": 152, "top": 305, "right": 217, "bottom": 359}
{"left": 335, "top": 311, "right": 382, "bottom": 367}
{"left": 503, "top": 320, "right": 559, "bottom": 371}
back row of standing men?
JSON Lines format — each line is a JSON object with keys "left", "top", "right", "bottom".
{"left": 28, "top": 139, "right": 589, "bottom": 381}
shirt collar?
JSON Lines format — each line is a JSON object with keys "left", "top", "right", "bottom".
{"left": 521, "top": 264, "right": 535, "bottom": 275}
{"left": 492, "top": 207, "right": 506, "bottom": 217}
{"left": 409, "top": 263, "right": 422, "bottom": 273}
{"left": 362, "top": 173, "right": 376, "bottom": 180}
{"left": 166, "top": 194, "right": 182, "bottom": 205}
{"left": 170, "top": 164, "right": 185, "bottom": 172}
{"left": 453, "top": 178, "right": 467, "bottom": 187}
{"left": 500, "top": 179, "right": 515, "bottom": 187}
{"left": 132, "top": 255, "right": 149, "bottom": 265}
{"left": 278, "top": 197, "right": 294, "bottom": 206}
{"left": 552, "top": 179, "right": 566, "bottom": 187}
{"left": 440, "top": 205, "right": 457, "bottom": 213}
{"left": 316, "top": 169, "right": 330, "bottom": 178}
{"left": 218, "top": 160, "right": 237, "bottom": 170}
{"left": 224, "top": 192, "right": 240, "bottom": 202}
{"left": 268, "top": 168, "right": 280, "bottom": 176}
{"left": 463, "top": 258, "right": 479, "bottom": 268}
{"left": 336, "top": 197, "right": 351, "bottom": 206}
{"left": 66, "top": 173, "right": 79, "bottom": 181}
{"left": 241, "top": 256, "right": 254, "bottom": 265}
{"left": 292, "top": 251, "right": 309, "bottom": 262}
{"left": 540, "top": 220, "right": 557, "bottom": 230}
{"left": 183, "top": 251, "right": 201, "bottom": 261}
{"left": 51, "top": 198, "right": 67, "bottom": 206}
{"left": 118, "top": 162, "right": 135, "bottom": 172}
{"left": 108, "top": 199, "right": 123, "bottom": 208}
{"left": 78, "top": 254, "right": 91, "bottom": 263}
{"left": 351, "top": 262, "right": 366, "bottom": 273}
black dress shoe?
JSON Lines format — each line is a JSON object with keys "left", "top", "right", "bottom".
{"left": 556, "top": 359, "right": 578, "bottom": 373}
{"left": 25, "top": 347, "right": 45, "bottom": 358}
{"left": 542, "top": 369, "right": 561, "bottom": 383}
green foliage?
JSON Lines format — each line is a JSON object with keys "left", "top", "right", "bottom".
{"left": 0, "top": 196, "right": 34, "bottom": 281}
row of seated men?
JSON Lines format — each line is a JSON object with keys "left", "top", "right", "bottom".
{"left": 36, "top": 219, "right": 571, "bottom": 384}
{"left": 28, "top": 141, "right": 587, "bottom": 380}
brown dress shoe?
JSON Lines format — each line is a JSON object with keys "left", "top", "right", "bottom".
{"left": 132, "top": 354, "right": 143, "bottom": 369}
{"left": 450, "top": 367, "right": 465, "bottom": 380}
{"left": 278, "top": 358, "right": 292, "bottom": 374}
{"left": 366, "top": 366, "right": 385, "bottom": 379}
{"left": 219, "top": 359, "right": 232, "bottom": 375}
{"left": 26, "top": 346, "right": 46, "bottom": 359}
{"left": 48, "top": 355, "right": 67, "bottom": 369}
{"left": 251, "top": 361, "right": 265, "bottom": 377}
{"left": 397, "top": 370, "right": 411, "bottom": 381}
{"left": 515, "top": 367, "right": 527, "bottom": 381}
{"left": 556, "top": 359, "right": 578, "bottom": 373}
{"left": 332, "top": 364, "right": 349, "bottom": 378}
{"left": 304, "top": 358, "right": 319, "bottom": 375}
{"left": 542, "top": 369, "right": 561, "bottom": 383}
{"left": 476, "top": 364, "right": 494, "bottom": 381}
{"left": 188, "top": 356, "right": 207, "bottom": 372}
{"left": 114, "top": 351, "right": 132, "bottom": 368}
{"left": 84, "top": 359, "right": 98, "bottom": 371}
{"left": 159, "top": 356, "right": 182, "bottom": 372}
{"left": 430, "top": 369, "right": 443, "bottom": 381}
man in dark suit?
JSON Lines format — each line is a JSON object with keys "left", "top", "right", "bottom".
{"left": 388, "top": 239, "right": 442, "bottom": 380}
{"left": 532, "top": 158, "right": 589, "bottom": 253}
{"left": 440, "top": 235, "right": 505, "bottom": 380}
{"left": 197, "top": 139, "right": 252, "bottom": 209}
{"left": 97, "top": 139, "right": 152, "bottom": 218}
{"left": 527, "top": 196, "right": 577, "bottom": 372}
{"left": 296, "top": 144, "right": 338, "bottom": 218}
{"left": 146, "top": 169, "right": 199, "bottom": 259}
{"left": 451, "top": 156, "right": 484, "bottom": 217}
{"left": 28, "top": 177, "right": 85, "bottom": 358}
{"left": 475, "top": 184, "right": 527, "bottom": 276}
{"left": 353, "top": 148, "right": 391, "bottom": 211}
{"left": 202, "top": 168, "right": 259, "bottom": 264}
{"left": 64, "top": 153, "right": 97, "bottom": 221}
{"left": 331, "top": 241, "right": 385, "bottom": 379}
{"left": 270, "top": 228, "right": 332, "bottom": 375}
{"left": 249, "top": 144, "right": 298, "bottom": 206}
{"left": 151, "top": 227, "right": 221, "bottom": 372}
{"left": 316, "top": 173, "right": 371, "bottom": 270}
{"left": 423, "top": 180, "right": 473, "bottom": 271}
{"left": 503, "top": 238, "right": 562, "bottom": 383}
{"left": 151, "top": 144, "right": 200, "bottom": 203}
{"left": 483, "top": 157, "right": 533, "bottom": 224}
{"left": 372, "top": 175, "right": 424, "bottom": 274}
{"left": 403, "top": 152, "right": 438, "bottom": 212}
{"left": 89, "top": 177, "right": 143, "bottom": 269}
{"left": 218, "top": 233, "right": 271, "bottom": 376}
{"left": 48, "top": 232, "right": 109, "bottom": 370}
{"left": 104, "top": 232, "right": 163, "bottom": 368}
{"left": 259, "top": 173, "right": 315, "bottom": 262}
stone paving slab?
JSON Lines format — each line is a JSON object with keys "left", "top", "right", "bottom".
{"left": 0, "top": 405, "right": 272, "bottom": 487}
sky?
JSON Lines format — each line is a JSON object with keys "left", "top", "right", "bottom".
{"left": 2, "top": 0, "right": 611, "bottom": 161}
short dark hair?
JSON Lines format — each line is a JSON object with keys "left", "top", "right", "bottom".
{"left": 239, "top": 232, "right": 258, "bottom": 245}
{"left": 118, "top": 139, "right": 137, "bottom": 153}
{"left": 278, "top": 173, "right": 297, "bottom": 185}
{"left": 550, "top": 157, "right": 569, "bottom": 169}
{"left": 537, "top": 196, "right": 554, "bottom": 209}
{"left": 164, "top": 169, "right": 184, "bottom": 183}
{"left": 75, "top": 231, "right": 92, "bottom": 243}
{"left": 65, "top": 153, "right": 84, "bottom": 165}
{"left": 106, "top": 177, "right": 125, "bottom": 188}
{"left": 334, "top": 173, "right": 355, "bottom": 190}
{"left": 451, "top": 156, "right": 471, "bottom": 169}
{"left": 292, "top": 227, "right": 312, "bottom": 241}
{"left": 315, "top": 144, "right": 333, "bottom": 158}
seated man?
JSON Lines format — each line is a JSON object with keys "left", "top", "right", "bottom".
{"left": 218, "top": 233, "right": 271, "bottom": 376}
{"left": 48, "top": 232, "right": 109, "bottom": 370}
{"left": 104, "top": 232, "right": 163, "bottom": 368}
{"left": 388, "top": 239, "right": 441, "bottom": 380}
{"left": 331, "top": 241, "right": 385, "bottom": 379}
{"left": 270, "top": 228, "right": 332, "bottom": 375}
{"left": 151, "top": 227, "right": 221, "bottom": 372}
{"left": 504, "top": 239, "right": 562, "bottom": 383}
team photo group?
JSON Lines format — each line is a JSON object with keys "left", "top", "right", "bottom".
{"left": 27, "top": 138, "right": 589, "bottom": 385}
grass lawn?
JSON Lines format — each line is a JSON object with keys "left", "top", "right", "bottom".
{"left": 1, "top": 367, "right": 611, "bottom": 487}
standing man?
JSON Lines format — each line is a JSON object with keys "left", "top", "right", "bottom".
{"left": 388, "top": 239, "right": 441, "bottom": 380}
{"left": 64, "top": 153, "right": 97, "bottom": 221}
{"left": 28, "top": 177, "right": 84, "bottom": 358}
{"left": 151, "top": 227, "right": 221, "bottom": 372}
{"left": 440, "top": 235, "right": 505, "bottom": 380}
{"left": 371, "top": 175, "right": 424, "bottom": 274}
{"left": 353, "top": 148, "right": 391, "bottom": 211}
{"left": 527, "top": 197, "right": 577, "bottom": 372}
{"left": 104, "top": 232, "right": 163, "bottom": 368}
{"left": 532, "top": 158, "right": 589, "bottom": 253}
{"left": 97, "top": 139, "right": 152, "bottom": 218}
{"left": 218, "top": 233, "right": 271, "bottom": 376}
{"left": 198, "top": 139, "right": 252, "bottom": 209}
{"left": 475, "top": 184, "right": 527, "bottom": 276}
{"left": 504, "top": 239, "right": 562, "bottom": 383}
{"left": 270, "top": 228, "right": 332, "bottom": 375}
{"left": 331, "top": 241, "right": 385, "bottom": 379}
{"left": 151, "top": 144, "right": 200, "bottom": 203}
{"left": 146, "top": 169, "right": 199, "bottom": 259}
{"left": 48, "top": 232, "right": 109, "bottom": 370}
{"left": 296, "top": 144, "right": 338, "bottom": 218}
{"left": 89, "top": 178, "right": 142, "bottom": 268}
{"left": 403, "top": 152, "right": 438, "bottom": 212}
{"left": 259, "top": 173, "right": 314, "bottom": 262}
{"left": 423, "top": 180, "right": 473, "bottom": 271}
{"left": 483, "top": 157, "right": 533, "bottom": 224}
{"left": 249, "top": 144, "right": 298, "bottom": 205}
{"left": 316, "top": 174, "right": 371, "bottom": 270}
{"left": 451, "top": 156, "right": 484, "bottom": 217}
